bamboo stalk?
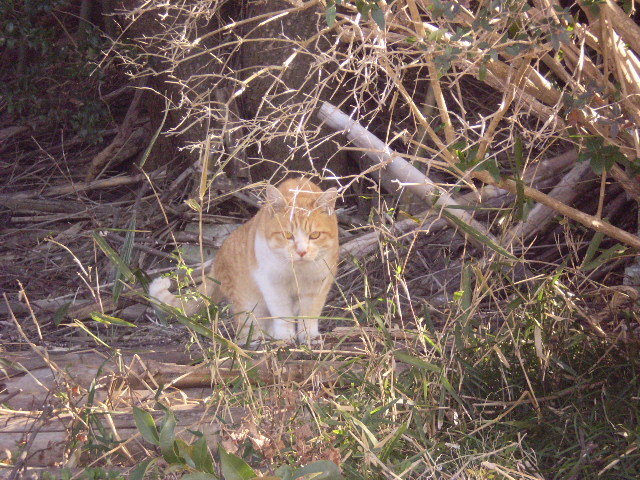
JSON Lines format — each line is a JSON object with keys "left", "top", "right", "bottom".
{"left": 319, "top": 101, "right": 640, "bottom": 250}
{"left": 472, "top": 168, "right": 640, "bottom": 249}
{"left": 505, "top": 161, "right": 593, "bottom": 244}
{"left": 318, "top": 102, "right": 501, "bottom": 250}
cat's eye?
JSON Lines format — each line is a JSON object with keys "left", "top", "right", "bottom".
{"left": 309, "top": 231, "right": 321, "bottom": 240}
{"left": 282, "top": 231, "right": 294, "bottom": 240}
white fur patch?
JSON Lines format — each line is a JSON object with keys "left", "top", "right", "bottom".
{"left": 252, "top": 233, "right": 332, "bottom": 341}
{"left": 148, "top": 277, "right": 175, "bottom": 305}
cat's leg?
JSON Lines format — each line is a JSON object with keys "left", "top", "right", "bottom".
{"left": 297, "top": 274, "right": 335, "bottom": 345}
{"left": 227, "top": 286, "right": 272, "bottom": 347}
{"left": 233, "top": 302, "right": 270, "bottom": 348}
{"left": 296, "top": 292, "right": 327, "bottom": 345}
{"left": 296, "top": 260, "right": 338, "bottom": 345}
{"left": 257, "top": 282, "right": 297, "bottom": 342}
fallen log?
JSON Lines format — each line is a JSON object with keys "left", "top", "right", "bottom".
{"left": 0, "top": 347, "right": 366, "bottom": 411}
{"left": 0, "top": 403, "right": 249, "bottom": 468}
{"left": 0, "top": 342, "right": 402, "bottom": 468}
{"left": 506, "top": 161, "right": 594, "bottom": 244}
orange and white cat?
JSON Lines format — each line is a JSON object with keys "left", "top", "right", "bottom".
{"left": 149, "top": 177, "right": 339, "bottom": 345}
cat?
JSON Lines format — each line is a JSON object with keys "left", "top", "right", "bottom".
{"left": 149, "top": 177, "right": 339, "bottom": 346}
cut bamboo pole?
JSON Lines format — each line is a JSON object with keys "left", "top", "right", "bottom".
{"left": 505, "top": 161, "right": 593, "bottom": 244}
{"left": 317, "top": 102, "right": 502, "bottom": 251}
{"left": 320, "top": 102, "right": 640, "bottom": 250}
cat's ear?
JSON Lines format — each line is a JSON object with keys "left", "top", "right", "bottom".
{"left": 315, "top": 187, "right": 338, "bottom": 215}
{"left": 265, "top": 184, "right": 287, "bottom": 211}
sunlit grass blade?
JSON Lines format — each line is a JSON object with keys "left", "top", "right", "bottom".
{"left": 138, "top": 97, "right": 168, "bottom": 169}
{"left": 581, "top": 243, "right": 627, "bottom": 272}
{"left": 90, "top": 312, "right": 136, "bottom": 328}
{"left": 512, "top": 135, "right": 527, "bottom": 221}
{"left": 92, "top": 231, "right": 135, "bottom": 282}
{"left": 393, "top": 350, "right": 441, "bottom": 374}
{"left": 71, "top": 319, "right": 110, "bottom": 348}
{"left": 582, "top": 231, "right": 604, "bottom": 268}
{"left": 441, "top": 208, "right": 518, "bottom": 261}
{"left": 112, "top": 219, "right": 136, "bottom": 305}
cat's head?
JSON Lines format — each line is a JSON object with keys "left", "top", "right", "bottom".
{"left": 260, "top": 178, "right": 339, "bottom": 263}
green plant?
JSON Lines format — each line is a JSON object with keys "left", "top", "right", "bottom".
{"left": 41, "top": 467, "right": 125, "bottom": 480}
{"left": 0, "top": 0, "right": 110, "bottom": 143}
{"left": 132, "top": 405, "right": 343, "bottom": 480}
{"left": 326, "top": 0, "right": 385, "bottom": 29}
{"left": 578, "top": 136, "right": 639, "bottom": 175}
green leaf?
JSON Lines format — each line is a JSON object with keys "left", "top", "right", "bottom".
{"left": 581, "top": 231, "right": 604, "bottom": 267}
{"left": 213, "top": 332, "right": 251, "bottom": 359}
{"left": 71, "top": 319, "right": 109, "bottom": 348}
{"left": 582, "top": 243, "right": 627, "bottom": 272}
{"left": 440, "top": 375, "right": 465, "bottom": 407}
{"left": 92, "top": 231, "right": 135, "bottom": 282}
{"left": 484, "top": 158, "right": 501, "bottom": 182}
{"left": 192, "top": 435, "right": 215, "bottom": 474}
{"left": 326, "top": 3, "right": 337, "bottom": 27}
{"left": 440, "top": 209, "right": 518, "bottom": 261}
{"left": 176, "top": 438, "right": 196, "bottom": 469}
{"left": 185, "top": 197, "right": 202, "bottom": 212}
{"left": 133, "top": 407, "right": 159, "bottom": 446}
{"left": 379, "top": 423, "right": 407, "bottom": 463}
{"left": 181, "top": 474, "right": 219, "bottom": 480}
{"left": 90, "top": 312, "right": 136, "bottom": 328}
{"left": 478, "top": 63, "right": 487, "bottom": 81}
{"left": 291, "top": 460, "right": 343, "bottom": 480}
{"left": 370, "top": 6, "right": 385, "bottom": 29}
{"left": 130, "top": 458, "right": 157, "bottom": 480}
{"left": 578, "top": 136, "right": 626, "bottom": 174}
{"left": 512, "top": 135, "right": 527, "bottom": 221}
{"left": 113, "top": 220, "right": 136, "bottom": 305}
{"left": 394, "top": 350, "right": 441, "bottom": 374}
{"left": 139, "top": 97, "right": 168, "bottom": 169}
{"left": 53, "top": 302, "right": 71, "bottom": 326}
{"left": 275, "top": 465, "right": 295, "bottom": 480}
{"left": 460, "top": 263, "right": 472, "bottom": 312}
{"left": 159, "top": 409, "right": 182, "bottom": 464}
{"left": 218, "top": 444, "right": 257, "bottom": 480}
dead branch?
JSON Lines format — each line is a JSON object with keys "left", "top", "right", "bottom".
{"left": 340, "top": 213, "right": 450, "bottom": 260}
{"left": 0, "top": 349, "right": 365, "bottom": 412}
{"left": 0, "top": 404, "right": 244, "bottom": 467}
{"left": 0, "top": 198, "right": 88, "bottom": 214}
{"left": 0, "top": 126, "right": 29, "bottom": 144}
{"left": 4, "top": 172, "right": 159, "bottom": 199}
{"left": 471, "top": 167, "right": 640, "bottom": 249}
{"left": 506, "top": 161, "right": 594, "bottom": 244}
{"left": 85, "top": 83, "right": 149, "bottom": 182}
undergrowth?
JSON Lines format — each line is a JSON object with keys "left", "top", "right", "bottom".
{"left": 36, "top": 238, "right": 637, "bottom": 479}
{"left": 3, "top": 0, "right": 640, "bottom": 478}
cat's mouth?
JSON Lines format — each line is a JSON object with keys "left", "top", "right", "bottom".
{"left": 291, "top": 253, "right": 314, "bottom": 262}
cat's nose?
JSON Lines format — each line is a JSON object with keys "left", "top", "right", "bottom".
{"left": 297, "top": 250, "right": 307, "bottom": 258}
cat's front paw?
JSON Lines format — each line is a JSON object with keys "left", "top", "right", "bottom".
{"left": 297, "top": 329, "right": 322, "bottom": 348}
{"left": 270, "top": 320, "right": 297, "bottom": 343}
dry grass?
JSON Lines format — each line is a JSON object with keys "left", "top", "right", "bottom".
{"left": 2, "top": 0, "right": 640, "bottom": 478}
